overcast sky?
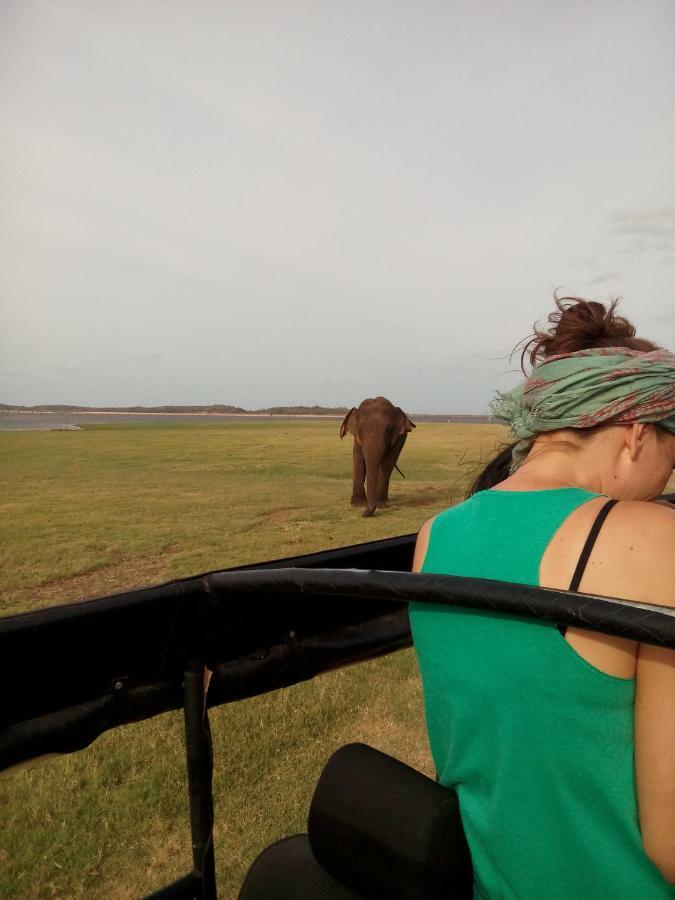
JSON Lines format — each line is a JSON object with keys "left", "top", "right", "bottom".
{"left": 1, "top": 1, "right": 673, "bottom": 413}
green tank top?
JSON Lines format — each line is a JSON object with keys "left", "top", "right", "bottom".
{"left": 409, "top": 488, "right": 674, "bottom": 900}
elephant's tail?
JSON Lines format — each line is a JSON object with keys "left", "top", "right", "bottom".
{"left": 394, "top": 464, "right": 406, "bottom": 479}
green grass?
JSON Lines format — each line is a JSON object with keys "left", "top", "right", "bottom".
{"left": 0, "top": 421, "right": 506, "bottom": 898}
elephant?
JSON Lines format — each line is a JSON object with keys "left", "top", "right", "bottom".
{"left": 340, "top": 397, "right": 416, "bottom": 517}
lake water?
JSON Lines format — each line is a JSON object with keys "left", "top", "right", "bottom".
{"left": 0, "top": 411, "right": 490, "bottom": 431}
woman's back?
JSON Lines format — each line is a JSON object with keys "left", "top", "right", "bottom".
{"left": 409, "top": 488, "right": 675, "bottom": 899}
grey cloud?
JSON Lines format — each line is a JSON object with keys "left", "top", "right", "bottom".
{"left": 608, "top": 208, "right": 675, "bottom": 236}
{"left": 619, "top": 240, "right": 646, "bottom": 257}
{"left": 609, "top": 209, "right": 675, "bottom": 260}
{"left": 587, "top": 270, "right": 623, "bottom": 285}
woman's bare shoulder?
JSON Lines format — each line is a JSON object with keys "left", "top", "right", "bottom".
{"left": 412, "top": 515, "right": 439, "bottom": 572}
{"left": 595, "top": 500, "right": 675, "bottom": 608}
{"left": 609, "top": 498, "right": 675, "bottom": 538}
{"left": 417, "top": 514, "right": 439, "bottom": 537}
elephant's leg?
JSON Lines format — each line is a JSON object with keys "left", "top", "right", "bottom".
{"left": 350, "top": 442, "right": 367, "bottom": 507}
{"left": 378, "top": 434, "right": 407, "bottom": 506}
{"left": 377, "top": 457, "right": 394, "bottom": 506}
{"left": 362, "top": 442, "right": 385, "bottom": 517}
{"left": 376, "top": 467, "right": 392, "bottom": 506}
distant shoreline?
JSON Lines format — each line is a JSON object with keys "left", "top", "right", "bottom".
{"left": 0, "top": 407, "right": 492, "bottom": 430}
{"left": 0, "top": 406, "right": 490, "bottom": 423}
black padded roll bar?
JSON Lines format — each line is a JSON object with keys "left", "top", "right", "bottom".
{"left": 206, "top": 567, "right": 675, "bottom": 649}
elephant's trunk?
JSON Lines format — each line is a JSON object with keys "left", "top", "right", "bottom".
{"left": 362, "top": 441, "right": 384, "bottom": 517}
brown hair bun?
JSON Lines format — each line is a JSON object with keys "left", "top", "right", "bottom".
{"left": 520, "top": 295, "right": 658, "bottom": 371}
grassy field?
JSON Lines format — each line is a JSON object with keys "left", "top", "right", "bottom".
{"left": 0, "top": 420, "right": 506, "bottom": 898}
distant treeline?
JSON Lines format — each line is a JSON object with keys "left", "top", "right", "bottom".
{"left": 0, "top": 403, "right": 350, "bottom": 415}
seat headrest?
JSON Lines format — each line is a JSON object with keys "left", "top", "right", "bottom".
{"left": 308, "top": 743, "right": 472, "bottom": 899}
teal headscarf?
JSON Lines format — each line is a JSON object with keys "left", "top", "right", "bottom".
{"left": 491, "top": 347, "right": 675, "bottom": 468}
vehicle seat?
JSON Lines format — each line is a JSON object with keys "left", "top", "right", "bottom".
{"left": 238, "top": 742, "right": 472, "bottom": 899}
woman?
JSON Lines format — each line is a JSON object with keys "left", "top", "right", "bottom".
{"left": 409, "top": 297, "right": 675, "bottom": 899}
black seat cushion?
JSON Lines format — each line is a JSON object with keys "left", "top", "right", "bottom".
{"left": 238, "top": 834, "right": 360, "bottom": 899}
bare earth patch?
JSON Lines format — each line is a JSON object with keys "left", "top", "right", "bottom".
{"left": 0, "top": 549, "right": 182, "bottom": 615}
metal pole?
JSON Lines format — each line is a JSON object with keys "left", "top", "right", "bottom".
{"left": 183, "top": 664, "right": 217, "bottom": 899}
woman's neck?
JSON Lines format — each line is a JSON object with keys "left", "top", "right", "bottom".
{"left": 498, "top": 441, "right": 607, "bottom": 494}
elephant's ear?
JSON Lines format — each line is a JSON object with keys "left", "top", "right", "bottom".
{"left": 340, "top": 408, "right": 357, "bottom": 439}
{"left": 396, "top": 408, "right": 416, "bottom": 434}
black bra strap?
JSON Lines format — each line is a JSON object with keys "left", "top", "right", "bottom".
{"left": 558, "top": 498, "right": 618, "bottom": 637}
{"left": 568, "top": 499, "right": 618, "bottom": 592}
